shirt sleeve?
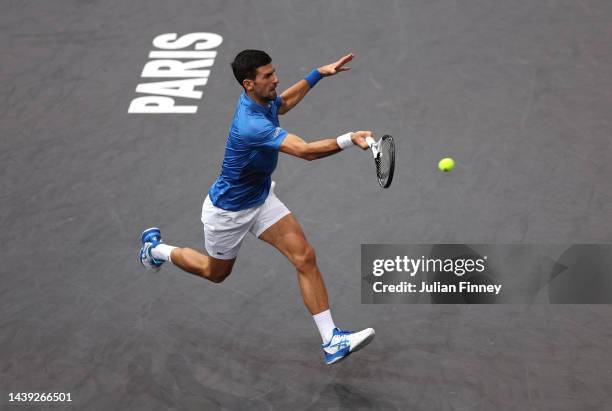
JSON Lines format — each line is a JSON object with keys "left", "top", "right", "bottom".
{"left": 243, "top": 117, "right": 287, "bottom": 151}
{"left": 274, "top": 95, "right": 283, "bottom": 108}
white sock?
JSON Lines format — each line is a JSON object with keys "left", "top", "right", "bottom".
{"left": 313, "top": 309, "right": 336, "bottom": 344}
{"left": 151, "top": 244, "right": 177, "bottom": 263}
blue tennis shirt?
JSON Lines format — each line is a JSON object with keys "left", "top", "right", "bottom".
{"left": 208, "top": 92, "right": 288, "bottom": 211}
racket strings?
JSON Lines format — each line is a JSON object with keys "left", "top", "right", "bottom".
{"left": 373, "top": 135, "right": 394, "bottom": 188}
{"left": 376, "top": 139, "right": 392, "bottom": 179}
{"left": 375, "top": 154, "right": 387, "bottom": 179}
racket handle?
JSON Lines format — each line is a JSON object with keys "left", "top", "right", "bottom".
{"left": 365, "top": 136, "right": 375, "bottom": 148}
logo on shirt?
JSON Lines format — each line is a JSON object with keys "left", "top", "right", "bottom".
{"left": 128, "top": 32, "right": 223, "bottom": 114}
{"left": 273, "top": 127, "right": 282, "bottom": 138}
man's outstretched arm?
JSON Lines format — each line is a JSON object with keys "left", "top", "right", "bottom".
{"left": 278, "top": 53, "right": 354, "bottom": 115}
{"left": 279, "top": 131, "right": 372, "bottom": 161}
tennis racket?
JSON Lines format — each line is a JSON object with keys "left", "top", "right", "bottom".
{"left": 365, "top": 135, "right": 395, "bottom": 188}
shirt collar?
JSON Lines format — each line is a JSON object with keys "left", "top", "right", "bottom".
{"left": 241, "top": 92, "right": 273, "bottom": 114}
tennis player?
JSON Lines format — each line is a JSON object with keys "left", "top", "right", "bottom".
{"left": 139, "top": 50, "right": 374, "bottom": 364}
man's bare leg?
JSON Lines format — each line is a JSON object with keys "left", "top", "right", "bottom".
{"left": 142, "top": 228, "right": 235, "bottom": 282}
{"left": 258, "top": 213, "right": 375, "bottom": 363}
{"left": 258, "top": 213, "right": 329, "bottom": 315}
{"left": 169, "top": 248, "right": 236, "bottom": 283}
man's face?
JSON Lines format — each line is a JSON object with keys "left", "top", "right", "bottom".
{"left": 245, "top": 63, "right": 279, "bottom": 101}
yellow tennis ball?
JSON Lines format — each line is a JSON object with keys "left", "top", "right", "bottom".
{"left": 438, "top": 157, "right": 454, "bottom": 172}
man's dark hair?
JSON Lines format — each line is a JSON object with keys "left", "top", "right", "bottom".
{"left": 231, "top": 50, "right": 272, "bottom": 88}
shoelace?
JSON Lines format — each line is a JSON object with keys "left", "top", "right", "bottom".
{"left": 327, "top": 329, "right": 355, "bottom": 350}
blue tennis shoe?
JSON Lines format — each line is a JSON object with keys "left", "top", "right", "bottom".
{"left": 322, "top": 327, "right": 375, "bottom": 365}
{"left": 139, "top": 227, "right": 164, "bottom": 272}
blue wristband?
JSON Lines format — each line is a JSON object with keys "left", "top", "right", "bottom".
{"left": 305, "top": 68, "right": 322, "bottom": 88}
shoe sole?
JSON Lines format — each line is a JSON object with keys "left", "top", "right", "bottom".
{"left": 326, "top": 329, "right": 375, "bottom": 365}
{"left": 141, "top": 227, "right": 161, "bottom": 244}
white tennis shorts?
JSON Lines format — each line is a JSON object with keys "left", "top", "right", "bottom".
{"left": 201, "top": 182, "right": 291, "bottom": 259}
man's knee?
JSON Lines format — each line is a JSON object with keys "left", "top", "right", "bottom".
{"left": 292, "top": 244, "right": 317, "bottom": 273}
{"left": 204, "top": 258, "right": 235, "bottom": 283}
{"left": 209, "top": 272, "right": 229, "bottom": 283}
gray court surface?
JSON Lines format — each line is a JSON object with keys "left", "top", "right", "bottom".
{"left": 3, "top": 1, "right": 612, "bottom": 409}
